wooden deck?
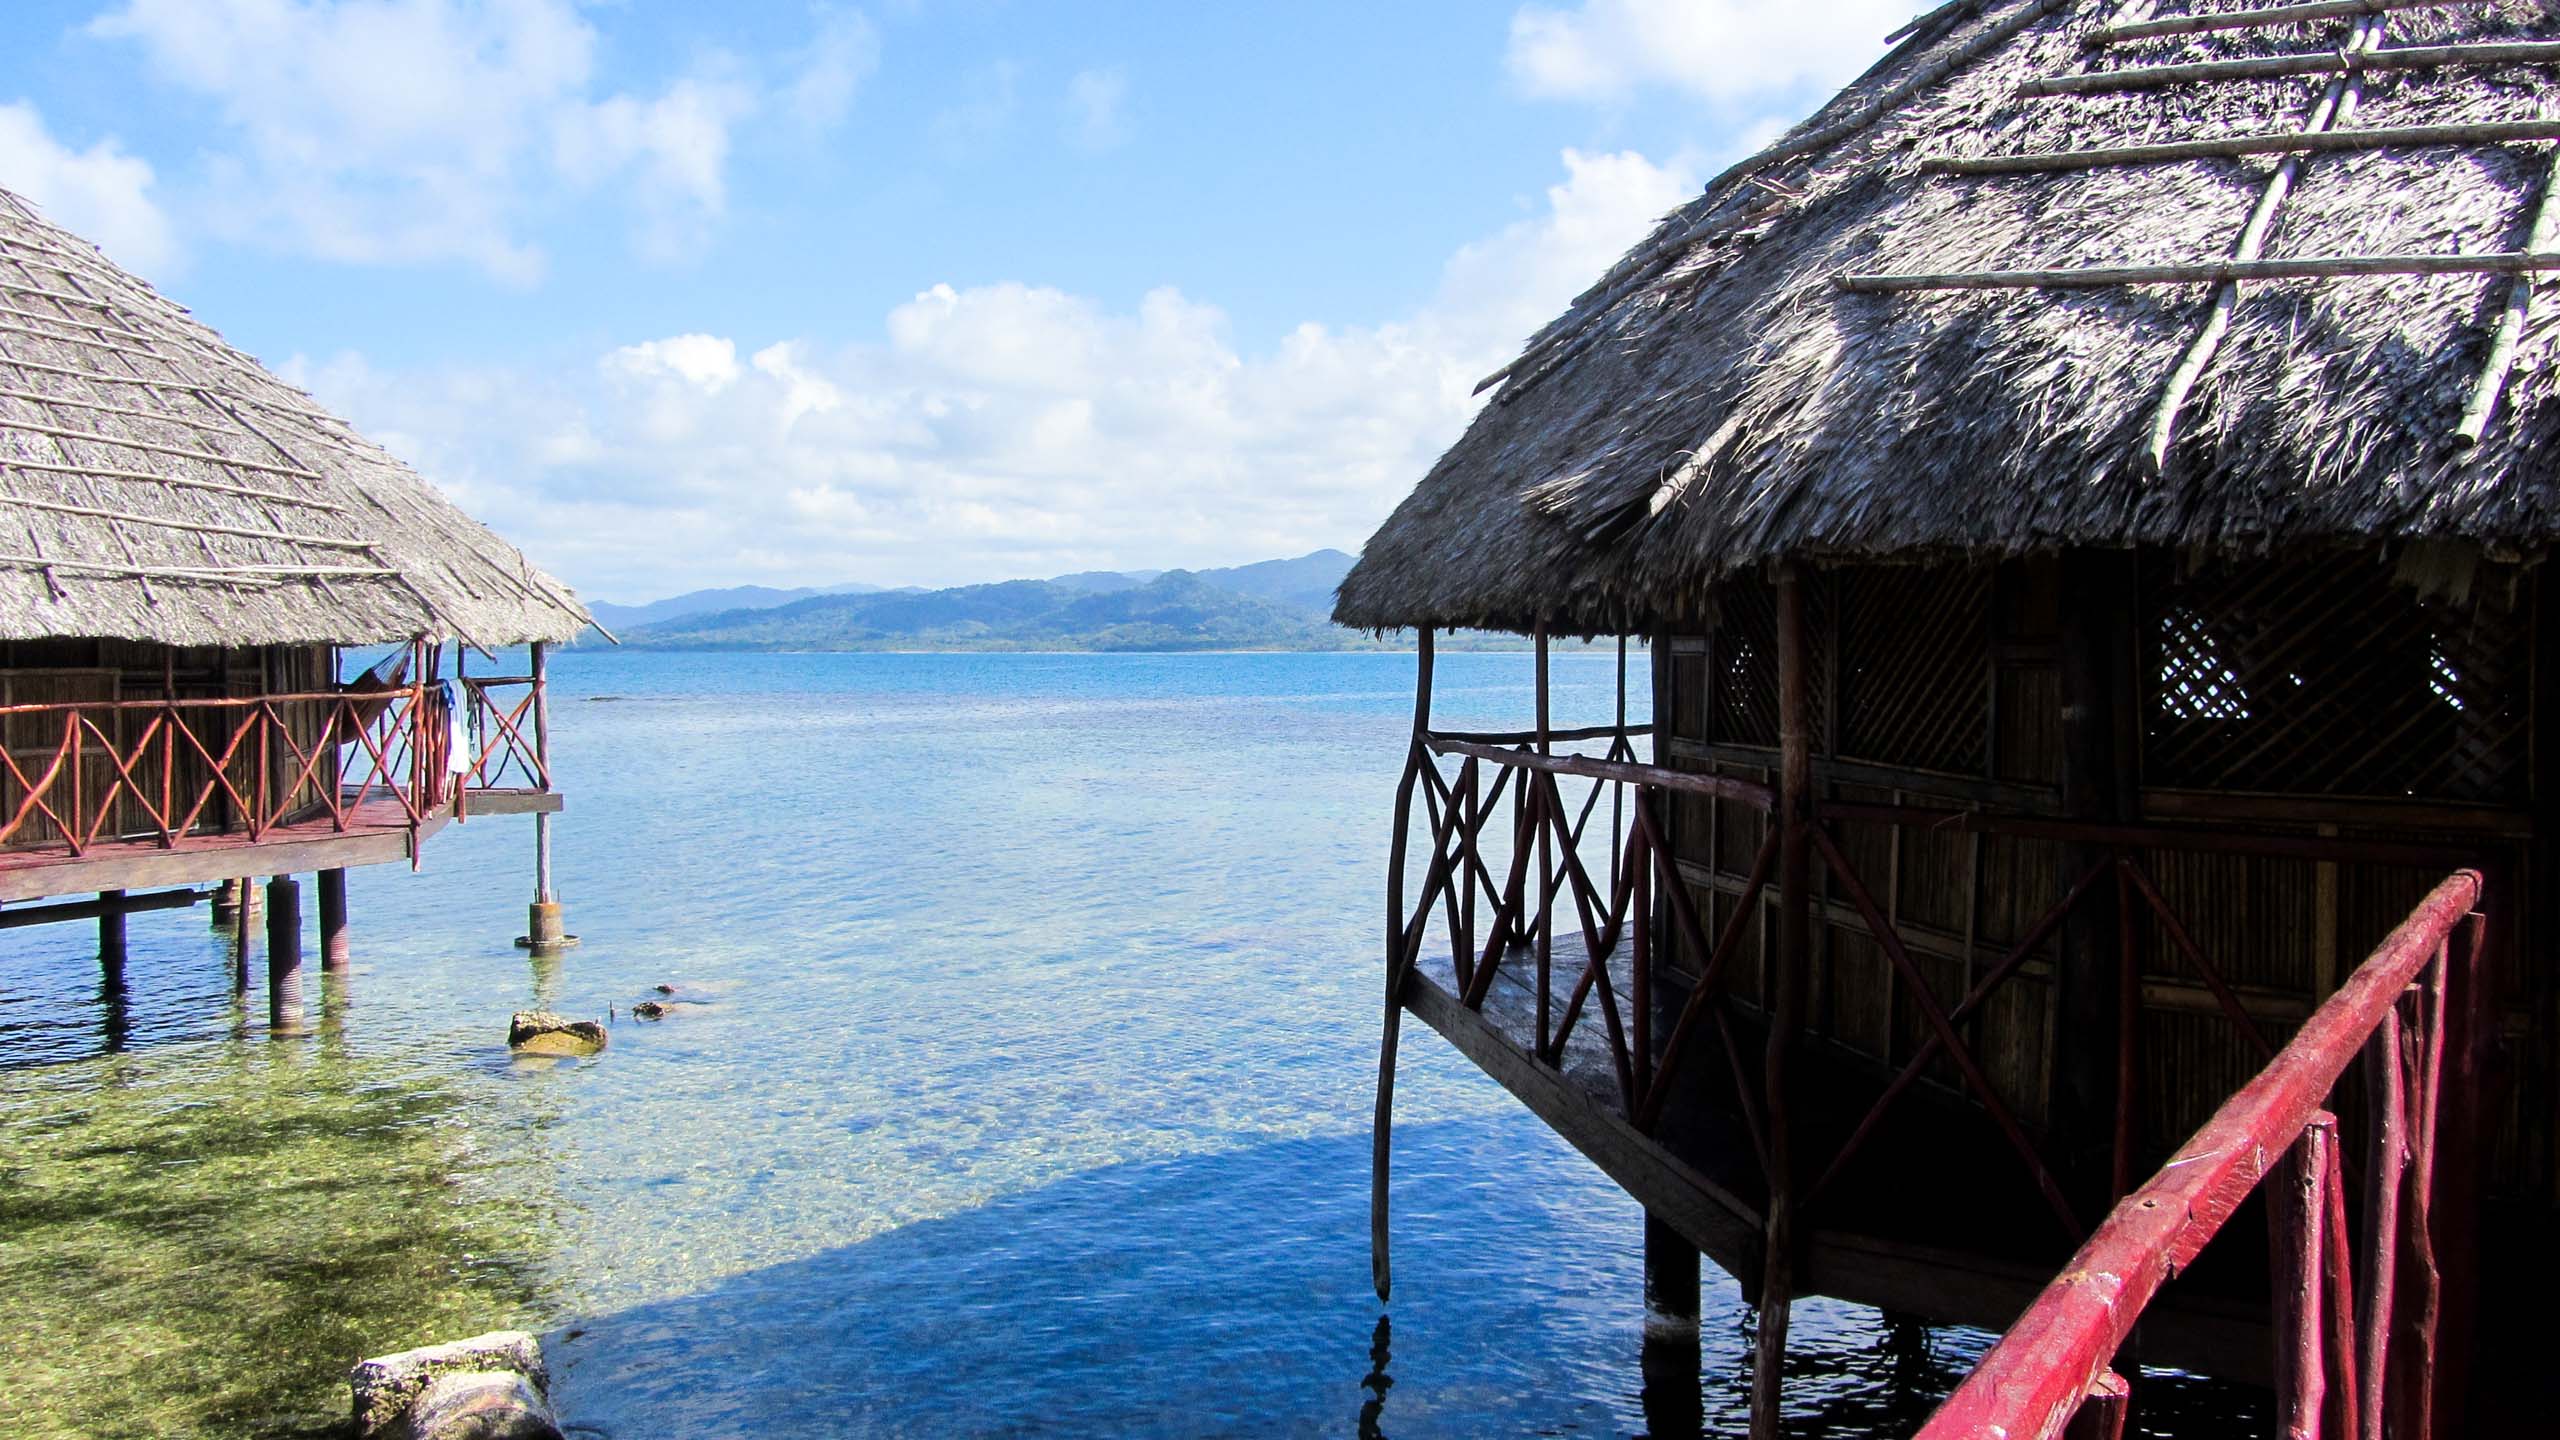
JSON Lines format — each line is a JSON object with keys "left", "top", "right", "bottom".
{"left": 0, "top": 787, "right": 558, "bottom": 904}
{"left": 1400, "top": 938, "right": 2271, "bottom": 1379}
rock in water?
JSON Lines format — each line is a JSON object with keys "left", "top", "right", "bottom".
{"left": 507, "top": 1011, "right": 606, "bottom": 1056}
{"left": 351, "top": 1331, "right": 563, "bottom": 1439}
{"left": 630, "top": 999, "right": 667, "bottom": 1019}
{"left": 407, "top": 1371, "right": 561, "bottom": 1440}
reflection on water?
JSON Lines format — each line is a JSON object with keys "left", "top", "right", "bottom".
{"left": 0, "top": 653, "right": 2258, "bottom": 1437}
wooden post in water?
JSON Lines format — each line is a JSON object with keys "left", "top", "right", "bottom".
{"left": 1751, "top": 560, "right": 1813, "bottom": 1440}
{"left": 265, "top": 873, "right": 303, "bottom": 1032}
{"left": 97, "top": 890, "right": 126, "bottom": 976}
{"left": 230, "top": 878, "right": 255, "bottom": 995}
{"left": 1371, "top": 627, "right": 1434, "bottom": 1302}
{"left": 211, "top": 875, "right": 240, "bottom": 927}
{"left": 318, "top": 868, "right": 350, "bottom": 970}
{"left": 519, "top": 642, "right": 577, "bottom": 955}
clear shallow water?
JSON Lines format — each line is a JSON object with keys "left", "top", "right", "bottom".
{"left": 2, "top": 652, "right": 2004, "bottom": 1437}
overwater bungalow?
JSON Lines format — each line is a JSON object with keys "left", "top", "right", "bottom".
{"left": 1339, "top": 3, "right": 2557, "bottom": 1436}
{"left": 0, "top": 185, "right": 591, "bottom": 1026}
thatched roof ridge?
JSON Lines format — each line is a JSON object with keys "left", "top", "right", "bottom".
{"left": 1338, "top": 0, "right": 2560, "bottom": 634}
{"left": 0, "top": 187, "right": 590, "bottom": 646}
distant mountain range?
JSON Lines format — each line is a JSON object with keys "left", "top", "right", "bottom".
{"left": 588, "top": 550, "right": 1382, "bottom": 651}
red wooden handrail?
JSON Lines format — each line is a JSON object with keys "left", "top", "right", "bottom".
{"left": 1912, "top": 869, "right": 2482, "bottom": 1440}
{"left": 0, "top": 669, "right": 555, "bottom": 858}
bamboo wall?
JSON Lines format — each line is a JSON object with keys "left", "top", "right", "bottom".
{"left": 0, "top": 640, "right": 340, "bottom": 851}
{"left": 1651, "top": 551, "right": 2549, "bottom": 1206}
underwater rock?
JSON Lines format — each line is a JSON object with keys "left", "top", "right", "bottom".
{"left": 507, "top": 1012, "right": 606, "bottom": 1056}
{"left": 651, "top": 983, "right": 676, "bottom": 995}
{"left": 351, "top": 1331, "right": 562, "bottom": 1439}
{"left": 630, "top": 1000, "right": 667, "bottom": 1019}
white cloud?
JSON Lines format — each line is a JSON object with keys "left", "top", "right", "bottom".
{"left": 606, "top": 334, "right": 743, "bottom": 393}
{"left": 0, "top": 102, "right": 177, "bottom": 276}
{"left": 294, "top": 147, "right": 1700, "bottom": 601}
{"left": 555, "top": 68, "right": 759, "bottom": 261}
{"left": 787, "top": 6, "right": 880, "bottom": 132}
{"left": 84, "top": 0, "right": 830, "bottom": 278}
{"left": 1508, "top": 0, "right": 1912, "bottom": 105}
{"left": 1065, "top": 68, "right": 1130, "bottom": 151}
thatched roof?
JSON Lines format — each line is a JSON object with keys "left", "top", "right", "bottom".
{"left": 0, "top": 187, "right": 590, "bottom": 646}
{"left": 1337, "top": 0, "right": 2560, "bottom": 635}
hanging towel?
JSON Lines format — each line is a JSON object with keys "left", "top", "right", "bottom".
{"left": 441, "top": 680, "right": 475, "bottom": 776}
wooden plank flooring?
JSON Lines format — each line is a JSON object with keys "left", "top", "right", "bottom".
{"left": 0, "top": 788, "right": 557, "bottom": 903}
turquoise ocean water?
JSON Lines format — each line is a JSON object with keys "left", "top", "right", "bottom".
{"left": 1, "top": 651, "right": 2008, "bottom": 1437}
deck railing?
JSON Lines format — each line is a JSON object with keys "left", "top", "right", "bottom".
{"left": 1915, "top": 870, "right": 2483, "bottom": 1440}
{"left": 1386, "top": 723, "right": 2491, "bottom": 1436}
{"left": 0, "top": 666, "right": 552, "bottom": 858}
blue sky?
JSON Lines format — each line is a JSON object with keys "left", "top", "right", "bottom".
{"left": 0, "top": 1, "right": 1904, "bottom": 601}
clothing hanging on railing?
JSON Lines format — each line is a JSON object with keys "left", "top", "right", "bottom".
{"left": 439, "top": 679, "right": 475, "bottom": 775}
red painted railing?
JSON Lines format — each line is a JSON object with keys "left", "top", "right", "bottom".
{"left": 0, "top": 666, "right": 552, "bottom": 858}
{"left": 1915, "top": 870, "right": 2484, "bottom": 1440}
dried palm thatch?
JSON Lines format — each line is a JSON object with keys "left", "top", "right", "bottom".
{"left": 1336, "top": 0, "right": 2560, "bottom": 635}
{"left": 0, "top": 187, "right": 590, "bottom": 646}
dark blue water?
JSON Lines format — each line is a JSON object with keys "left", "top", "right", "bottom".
{"left": 0, "top": 652, "right": 1979, "bottom": 1437}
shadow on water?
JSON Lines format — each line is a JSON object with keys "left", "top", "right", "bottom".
{"left": 554, "top": 1119, "right": 2267, "bottom": 1440}
{"left": 551, "top": 1124, "right": 2002, "bottom": 1440}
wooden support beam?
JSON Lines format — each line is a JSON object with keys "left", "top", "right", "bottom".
{"left": 318, "top": 867, "right": 349, "bottom": 971}
{"left": 0, "top": 885, "right": 199, "bottom": 931}
{"left": 95, "top": 888, "right": 125, "bottom": 972}
{"left": 1752, "top": 559, "right": 1814, "bottom": 1440}
{"left": 1402, "top": 969, "right": 1765, "bottom": 1270}
{"left": 1371, "top": 628, "right": 1434, "bottom": 1302}
{"left": 265, "top": 873, "right": 302, "bottom": 1033}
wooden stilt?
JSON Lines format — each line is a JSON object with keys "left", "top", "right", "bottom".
{"left": 265, "top": 873, "right": 302, "bottom": 1032}
{"left": 211, "top": 875, "right": 240, "bottom": 927}
{"left": 1643, "top": 1210, "right": 1707, "bottom": 1440}
{"left": 1752, "top": 560, "right": 1814, "bottom": 1440}
{"left": 1645, "top": 1211, "right": 1701, "bottom": 1325}
{"left": 318, "top": 867, "right": 349, "bottom": 970}
{"left": 1372, "top": 628, "right": 1434, "bottom": 1302}
{"left": 516, "top": 642, "right": 577, "bottom": 954}
{"left": 96, "top": 889, "right": 126, "bottom": 972}
{"left": 230, "top": 879, "right": 254, "bottom": 996}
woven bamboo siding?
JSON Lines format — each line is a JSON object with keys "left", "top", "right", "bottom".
{"left": 1653, "top": 552, "right": 2544, "bottom": 1200}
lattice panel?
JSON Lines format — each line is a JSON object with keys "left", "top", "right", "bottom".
{"left": 1836, "top": 566, "right": 1990, "bottom": 773}
{"left": 2141, "top": 556, "right": 2530, "bottom": 802}
{"left": 1707, "top": 577, "right": 1779, "bottom": 746}
{"left": 1703, "top": 573, "right": 1828, "bottom": 749}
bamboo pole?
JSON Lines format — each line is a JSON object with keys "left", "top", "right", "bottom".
{"left": 2456, "top": 150, "right": 2560, "bottom": 446}
{"left": 1372, "top": 627, "right": 1434, "bottom": 1302}
{"left": 0, "top": 494, "right": 377, "bottom": 549}
{"left": 2093, "top": 0, "right": 2473, "bottom": 45}
{"left": 1929, "top": 118, "right": 2560, "bottom": 176}
{"left": 1841, "top": 249, "right": 2560, "bottom": 293}
{"left": 2142, "top": 15, "right": 2383, "bottom": 477}
{"left": 2024, "top": 40, "right": 2560, "bottom": 97}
